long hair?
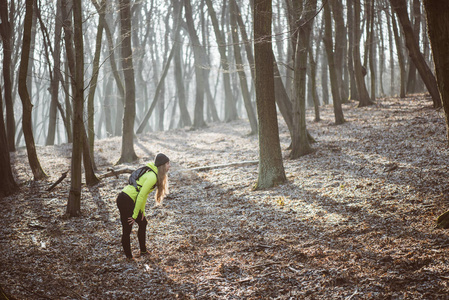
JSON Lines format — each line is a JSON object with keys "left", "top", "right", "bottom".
{"left": 155, "top": 163, "right": 169, "bottom": 206}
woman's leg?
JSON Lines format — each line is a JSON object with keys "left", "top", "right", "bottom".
{"left": 135, "top": 212, "right": 148, "bottom": 253}
{"left": 116, "top": 192, "right": 134, "bottom": 258}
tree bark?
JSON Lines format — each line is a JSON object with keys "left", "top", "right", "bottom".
{"left": 0, "top": 0, "right": 16, "bottom": 151}
{"left": 205, "top": 0, "right": 237, "bottom": 122}
{"left": 390, "top": 0, "right": 441, "bottom": 108}
{"left": 423, "top": 0, "right": 449, "bottom": 143}
{"left": 391, "top": 13, "right": 406, "bottom": 98}
{"left": 184, "top": 0, "right": 208, "bottom": 129}
{"left": 86, "top": 0, "right": 106, "bottom": 168}
{"left": 253, "top": 0, "right": 286, "bottom": 189}
{"left": 66, "top": 0, "right": 84, "bottom": 216}
{"left": 353, "top": 0, "right": 374, "bottom": 107}
{"left": 290, "top": 0, "right": 317, "bottom": 158}
{"left": 46, "top": 0, "right": 63, "bottom": 146}
{"left": 230, "top": 0, "right": 258, "bottom": 135}
{"left": 323, "top": 0, "right": 345, "bottom": 124}
{"left": 18, "top": 0, "right": 47, "bottom": 181}
{"left": 117, "top": 0, "right": 138, "bottom": 163}
{"left": 0, "top": 81, "right": 18, "bottom": 197}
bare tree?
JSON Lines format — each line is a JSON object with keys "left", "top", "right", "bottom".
{"left": 390, "top": 0, "right": 441, "bottom": 108}
{"left": 0, "top": 0, "right": 16, "bottom": 152}
{"left": 183, "top": 0, "right": 208, "bottom": 129}
{"left": 66, "top": 0, "right": 84, "bottom": 216}
{"left": 117, "top": 0, "right": 138, "bottom": 163}
{"left": 323, "top": 0, "right": 345, "bottom": 124}
{"left": 0, "top": 85, "right": 18, "bottom": 197}
{"left": 253, "top": 0, "right": 286, "bottom": 189}
{"left": 352, "top": 0, "right": 375, "bottom": 107}
{"left": 423, "top": 0, "right": 449, "bottom": 143}
{"left": 205, "top": 0, "right": 237, "bottom": 122}
{"left": 46, "top": 0, "right": 63, "bottom": 146}
{"left": 230, "top": 0, "right": 258, "bottom": 135}
{"left": 18, "top": 0, "right": 47, "bottom": 181}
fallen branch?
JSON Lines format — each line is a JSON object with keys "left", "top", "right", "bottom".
{"left": 46, "top": 170, "right": 69, "bottom": 192}
{"left": 99, "top": 167, "right": 135, "bottom": 179}
{"left": 189, "top": 160, "right": 258, "bottom": 172}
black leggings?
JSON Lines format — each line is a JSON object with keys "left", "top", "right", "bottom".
{"left": 116, "top": 192, "right": 148, "bottom": 258}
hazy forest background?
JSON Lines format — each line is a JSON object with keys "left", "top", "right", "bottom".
{"left": 2, "top": 0, "right": 449, "bottom": 298}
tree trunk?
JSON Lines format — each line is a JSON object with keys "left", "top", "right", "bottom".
{"left": 253, "top": 0, "right": 286, "bottom": 189}
{"left": 308, "top": 46, "right": 320, "bottom": 122}
{"left": 18, "top": 0, "right": 47, "bottom": 181}
{"left": 86, "top": 0, "right": 106, "bottom": 168}
{"left": 205, "top": 0, "right": 237, "bottom": 122}
{"left": 290, "top": 0, "right": 317, "bottom": 158}
{"left": 385, "top": 4, "right": 395, "bottom": 96}
{"left": 66, "top": 0, "right": 84, "bottom": 217}
{"left": 390, "top": 0, "right": 441, "bottom": 108}
{"left": 230, "top": 0, "right": 258, "bottom": 135}
{"left": 423, "top": 0, "right": 449, "bottom": 143}
{"left": 392, "top": 13, "right": 407, "bottom": 98}
{"left": 368, "top": 0, "right": 376, "bottom": 100}
{"left": 46, "top": 0, "right": 63, "bottom": 146}
{"left": 0, "top": 81, "right": 18, "bottom": 197}
{"left": 0, "top": 0, "right": 16, "bottom": 152}
{"left": 184, "top": 0, "right": 208, "bottom": 129}
{"left": 172, "top": 0, "right": 191, "bottom": 127}
{"left": 346, "top": 0, "right": 358, "bottom": 100}
{"left": 117, "top": 0, "right": 138, "bottom": 163}
{"left": 323, "top": 0, "right": 345, "bottom": 124}
{"left": 353, "top": 0, "right": 374, "bottom": 107}
{"left": 330, "top": 0, "right": 348, "bottom": 102}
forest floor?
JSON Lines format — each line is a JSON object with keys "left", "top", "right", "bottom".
{"left": 2, "top": 95, "right": 449, "bottom": 299}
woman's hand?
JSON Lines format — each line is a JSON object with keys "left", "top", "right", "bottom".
{"left": 127, "top": 217, "right": 135, "bottom": 225}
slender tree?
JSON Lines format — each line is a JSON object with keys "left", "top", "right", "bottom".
{"left": 391, "top": 13, "right": 406, "bottom": 98}
{"left": 353, "top": 0, "right": 375, "bottom": 107}
{"left": 117, "top": 0, "right": 138, "bottom": 163}
{"left": 0, "top": 85, "right": 18, "bottom": 198}
{"left": 18, "top": 0, "right": 47, "bottom": 181}
{"left": 183, "top": 0, "right": 208, "bottom": 129}
{"left": 423, "top": 0, "right": 449, "bottom": 143}
{"left": 323, "top": 0, "right": 345, "bottom": 124}
{"left": 253, "top": 0, "right": 286, "bottom": 189}
{"left": 46, "top": 0, "right": 63, "bottom": 146}
{"left": 230, "top": 0, "right": 258, "bottom": 135}
{"left": 205, "top": 0, "right": 237, "bottom": 122}
{"left": 0, "top": 0, "right": 16, "bottom": 152}
{"left": 66, "top": 0, "right": 84, "bottom": 216}
{"left": 390, "top": 0, "right": 441, "bottom": 108}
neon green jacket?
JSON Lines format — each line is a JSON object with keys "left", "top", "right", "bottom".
{"left": 122, "top": 162, "right": 158, "bottom": 219}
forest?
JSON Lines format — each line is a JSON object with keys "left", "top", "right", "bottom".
{"left": 1, "top": 0, "right": 449, "bottom": 299}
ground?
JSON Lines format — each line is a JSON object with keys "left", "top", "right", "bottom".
{"left": 2, "top": 95, "right": 449, "bottom": 299}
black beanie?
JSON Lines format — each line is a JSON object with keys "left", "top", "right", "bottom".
{"left": 154, "top": 153, "right": 170, "bottom": 167}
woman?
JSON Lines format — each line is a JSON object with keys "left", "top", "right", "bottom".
{"left": 116, "top": 153, "right": 170, "bottom": 259}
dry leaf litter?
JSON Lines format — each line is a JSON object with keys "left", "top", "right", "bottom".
{"left": 1, "top": 95, "right": 449, "bottom": 299}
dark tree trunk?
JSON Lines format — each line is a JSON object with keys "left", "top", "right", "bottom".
{"left": 323, "top": 0, "right": 345, "bottom": 124}
{"left": 390, "top": 0, "right": 441, "bottom": 108}
{"left": 253, "top": 0, "right": 286, "bottom": 189}
{"left": 0, "top": 0, "right": 16, "bottom": 151}
{"left": 353, "top": 0, "right": 374, "bottom": 107}
{"left": 66, "top": 0, "right": 84, "bottom": 217}
{"left": 423, "top": 0, "right": 449, "bottom": 143}
{"left": 0, "top": 82, "right": 18, "bottom": 198}
{"left": 117, "top": 0, "right": 138, "bottom": 163}
{"left": 18, "top": 0, "right": 47, "bottom": 181}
